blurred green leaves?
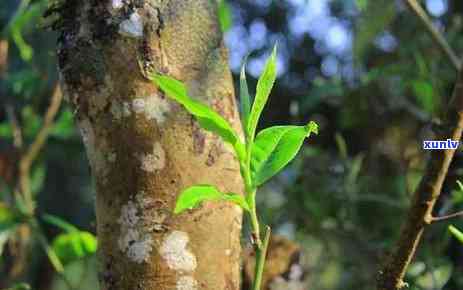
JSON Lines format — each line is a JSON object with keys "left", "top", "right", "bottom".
{"left": 1, "top": 283, "right": 31, "bottom": 290}
{"left": 51, "top": 231, "right": 97, "bottom": 266}
{"left": 2, "top": 0, "right": 48, "bottom": 61}
{"left": 218, "top": 0, "right": 232, "bottom": 33}
{"left": 354, "top": 0, "right": 396, "bottom": 61}
{"left": 44, "top": 214, "right": 97, "bottom": 266}
{"left": 449, "top": 225, "right": 463, "bottom": 244}
{"left": 410, "top": 79, "right": 434, "bottom": 114}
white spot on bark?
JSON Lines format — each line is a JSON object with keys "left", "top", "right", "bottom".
{"left": 111, "top": 101, "right": 132, "bottom": 120}
{"left": 139, "top": 142, "right": 166, "bottom": 172}
{"left": 112, "top": 0, "right": 124, "bottom": 9}
{"left": 160, "top": 231, "right": 197, "bottom": 272}
{"left": 118, "top": 193, "right": 154, "bottom": 263}
{"left": 119, "top": 12, "right": 143, "bottom": 38}
{"left": 225, "top": 249, "right": 231, "bottom": 256}
{"left": 132, "top": 96, "right": 170, "bottom": 124}
{"left": 78, "top": 118, "right": 95, "bottom": 150}
{"left": 132, "top": 98, "right": 145, "bottom": 113}
{"left": 176, "top": 276, "right": 198, "bottom": 290}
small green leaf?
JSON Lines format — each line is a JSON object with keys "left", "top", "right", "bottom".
{"left": 411, "top": 79, "right": 434, "bottom": 114}
{"left": 51, "top": 231, "right": 98, "bottom": 265}
{"left": 2, "top": 282, "right": 31, "bottom": 290}
{"left": 449, "top": 225, "right": 463, "bottom": 244}
{"left": 247, "top": 45, "right": 277, "bottom": 140}
{"left": 151, "top": 74, "right": 246, "bottom": 162}
{"left": 240, "top": 59, "right": 251, "bottom": 136}
{"left": 0, "top": 203, "right": 21, "bottom": 255}
{"left": 251, "top": 121, "right": 318, "bottom": 186}
{"left": 456, "top": 180, "right": 463, "bottom": 191}
{"left": 174, "top": 185, "right": 249, "bottom": 214}
{"left": 42, "top": 213, "right": 79, "bottom": 233}
{"left": 0, "top": 203, "right": 21, "bottom": 232}
{"left": 218, "top": 0, "right": 232, "bottom": 33}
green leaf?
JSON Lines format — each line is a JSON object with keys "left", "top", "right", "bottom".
{"left": 51, "top": 108, "right": 76, "bottom": 139}
{"left": 457, "top": 180, "right": 463, "bottom": 191}
{"left": 218, "top": 0, "right": 232, "bottom": 33}
{"left": 240, "top": 60, "right": 251, "bottom": 136}
{"left": 51, "top": 231, "right": 98, "bottom": 266}
{"left": 174, "top": 185, "right": 249, "bottom": 214}
{"left": 0, "top": 203, "right": 20, "bottom": 255}
{"left": 356, "top": 0, "right": 368, "bottom": 10}
{"left": 0, "top": 203, "right": 21, "bottom": 232}
{"left": 251, "top": 121, "right": 318, "bottom": 186}
{"left": 151, "top": 74, "right": 246, "bottom": 162}
{"left": 2, "top": 282, "right": 31, "bottom": 290}
{"left": 42, "top": 214, "right": 79, "bottom": 233}
{"left": 449, "top": 225, "right": 463, "bottom": 244}
{"left": 4, "top": 0, "right": 48, "bottom": 62}
{"left": 411, "top": 79, "right": 434, "bottom": 114}
{"left": 247, "top": 45, "right": 277, "bottom": 140}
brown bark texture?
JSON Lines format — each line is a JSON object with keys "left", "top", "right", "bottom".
{"left": 55, "top": 1, "right": 243, "bottom": 289}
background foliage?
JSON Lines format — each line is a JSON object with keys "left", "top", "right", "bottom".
{"left": 1, "top": 0, "right": 463, "bottom": 289}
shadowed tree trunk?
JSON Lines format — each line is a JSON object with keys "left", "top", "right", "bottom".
{"left": 54, "top": 1, "right": 243, "bottom": 289}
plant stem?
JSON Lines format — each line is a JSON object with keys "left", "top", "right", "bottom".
{"left": 248, "top": 190, "right": 262, "bottom": 248}
{"left": 252, "top": 225, "right": 271, "bottom": 290}
{"left": 405, "top": 0, "right": 461, "bottom": 70}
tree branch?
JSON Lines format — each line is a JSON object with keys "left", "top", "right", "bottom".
{"left": 376, "top": 67, "right": 463, "bottom": 290}
{"left": 431, "top": 210, "right": 463, "bottom": 223}
{"left": 18, "top": 85, "right": 62, "bottom": 212}
{"left": 405, "top": 0, "right": 461, "bottom": 70}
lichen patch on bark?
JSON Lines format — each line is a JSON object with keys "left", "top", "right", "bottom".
{"left": 119, "top": 11, "right": 144, "bottom": 38}
{"left": 111, "top": 0, "right": 124, "bottom": 10}
{"left": 111, "top": 100, "right": 132, "bottom": 120}
{"left": 176, "top": 275, "right": 198, "bottom": 290}
{"left": 139, "top": 142, "right": 166, "bottom": 172}
{"left": 132, "top": 95, "right": 171, "bottom": 124}
{"left": 160, "top": 230, "right": 197, "bottom": 272}
{"left": 118, "top": 192, "right": 156, "bottom": 264}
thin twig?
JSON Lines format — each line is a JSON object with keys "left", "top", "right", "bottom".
{"left": 405, "top": 0, "right": 461, "bottom": 70}
{"left": 431, "top": 211, "right": 463, "bottom": 222}
{"left": 6, "top": 105, "right": 23, "bottom": 149}
{"left": 0, "top": 39, "right": 8, "bottom": 76}
{"left": 18, "top": 85, "right": 62, "bottom": 213}
{"left": 376, "top": 68, "right": 463, "bottom": 290}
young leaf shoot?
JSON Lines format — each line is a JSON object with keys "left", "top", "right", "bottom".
{"left": 152, "top": 45, "right": 318, "bottom": 290}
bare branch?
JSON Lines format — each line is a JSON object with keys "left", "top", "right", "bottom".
{"left": 0, "top": 40, "right": 8, "bottom": 76}
{"left": 431, "top": 211, "right": 463, "bottom": 223}
{"left": 376, "top": 67, "right": 463, "bottom": 290}
{"left": 18, "top": 85, "right": 63, "bottom": 212}
{"left": 6, "top": 105, "right": 23, "bottom": 149}
{"left": 405, "top": 0, "right": 461, "bottom": 70}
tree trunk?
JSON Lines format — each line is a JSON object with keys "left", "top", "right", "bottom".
{"left": 56, "top": 1, "right": 243, "bottom": 289}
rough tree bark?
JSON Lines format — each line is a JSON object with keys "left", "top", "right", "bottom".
{"left": 55, "top": 1, "right": 243, "bottom": 289}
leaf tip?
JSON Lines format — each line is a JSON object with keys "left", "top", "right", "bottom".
{"left": 305, "top": 121, "right": 319, "bottom": 136}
